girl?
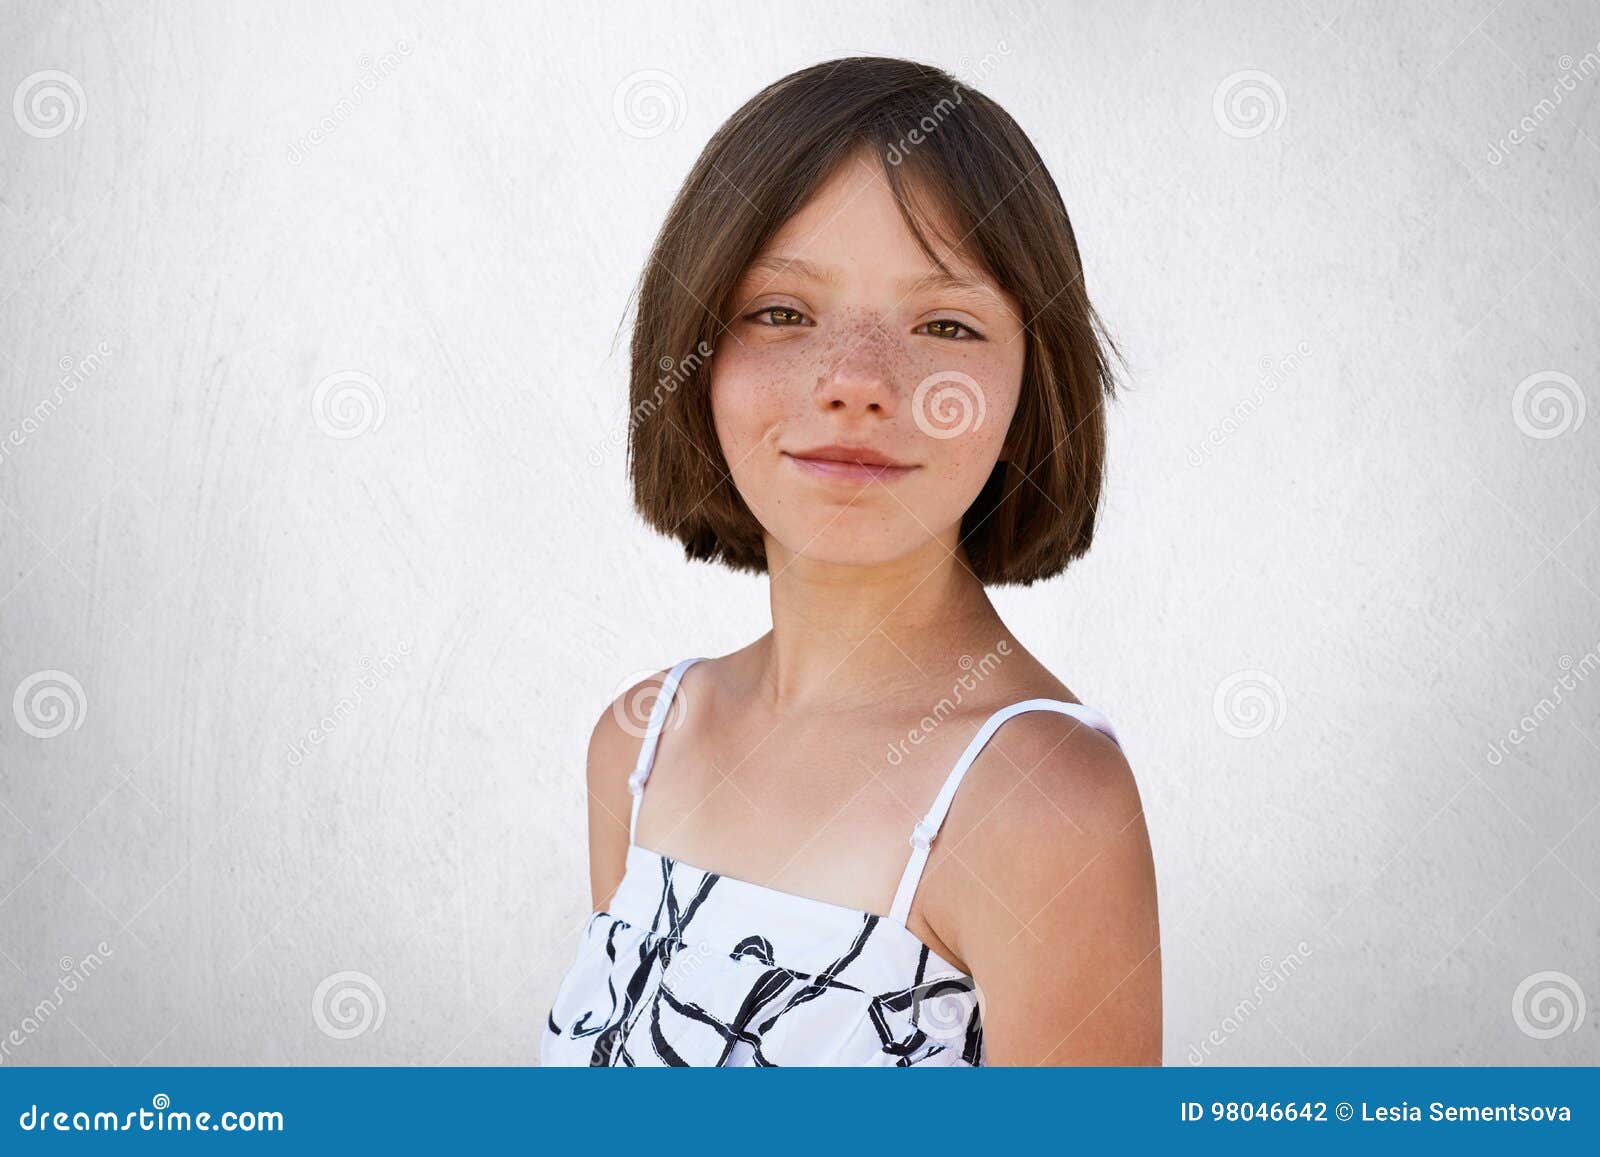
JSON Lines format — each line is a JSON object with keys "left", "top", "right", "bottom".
{"left": 542, "top": 55, "right": 1160, "bottom": 1066}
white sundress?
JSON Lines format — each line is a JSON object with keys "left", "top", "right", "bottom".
{"left": 540, "top": 656, "right": 1122, "bottom": 1067}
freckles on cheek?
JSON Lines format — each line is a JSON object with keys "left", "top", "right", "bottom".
{"left": 725, "top": 343, "right": 810, "bottom": 426}
{"left": 902, "top": 339, "right": 1020, "bottom": 431}
{"left": 712, "top": 364, "right": 787, "bottom": 461}
{"left": 758, "top": 341, "right": 815, "bottom": 394}
{"left": 929, "top": 444, "right": 983, "bottom": 487}
{"left": 903, "top": 344, "right": 947, "bottom": 388}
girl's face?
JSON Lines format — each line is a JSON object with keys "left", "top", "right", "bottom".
{"left": 709, "top": 151, "right": 1027, "bottom": 574}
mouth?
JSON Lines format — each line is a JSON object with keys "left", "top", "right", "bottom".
{"left": 782, "top": 444, "right": 919, "bottom": 486}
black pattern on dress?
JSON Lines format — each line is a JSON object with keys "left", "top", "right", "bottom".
{"left": 542, "top": 848, "right": 984, "bottom": 1067}
{"left": 542, "top": 654, "right": 1123, "bottom": 1068}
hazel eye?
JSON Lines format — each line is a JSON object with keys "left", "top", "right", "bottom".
{"left": 746, "top": 306, "right": 811, "bottom": 327}
{"left": 920, "top": 318, "right": 982, "bottom": 341}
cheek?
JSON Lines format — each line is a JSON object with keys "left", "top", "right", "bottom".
{"left": 912, "top": 359, "right": 1023, "bottom": 485}
{"left": 709, "top": 342, "right": 808, "bottom": 447}
{"left": 922, "top": 426, "right": 1008, "bottom": 511}
{"left": 708, "top": 360, "right": 760, "bottom": 461}
{"left": 709, "top": 353, "right": 805, "bottom": 503}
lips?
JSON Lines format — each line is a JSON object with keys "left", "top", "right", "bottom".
{"left": 790, "top": 443, "right": 909, "bottom": 468}
{"left": 782, "top": 444, "right": 918, "bottom": 486}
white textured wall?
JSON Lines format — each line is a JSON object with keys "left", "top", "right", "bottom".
{"left": 1, "top": 1, "right": 1596, "bottom": 1066}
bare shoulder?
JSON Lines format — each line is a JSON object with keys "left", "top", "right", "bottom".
{"left": 929, "top": 680, "right": 1161, "bottom": 1064}
{"left": 975, "top": 705, "right": 1144, "bottom": 838}
{"left": 583, "top": 664, "right": 687, "bottom": 907}
{"left": 938, "top": 703, "right": 1150, "bottom": 916}
{"left": 586, "top": 656, "right": 727, "bottom": 829}
{"left": 585, "top": 667, "right": 668, "bottom": 795}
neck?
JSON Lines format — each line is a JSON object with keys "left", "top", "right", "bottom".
{"left": 756, "top": 535, "right": 1006, "bottom": 713}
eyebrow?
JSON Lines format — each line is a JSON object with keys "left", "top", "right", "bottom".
{"left": 741, "top": 253, "right": 998, "bottom": 302}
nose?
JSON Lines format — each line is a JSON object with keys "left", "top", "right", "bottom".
{"left": 814, "top": 328, "right": 898, "bottom": 416}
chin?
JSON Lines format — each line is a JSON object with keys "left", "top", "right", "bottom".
{"left": 774, "top": 531, "right": 932, "bottom": 571}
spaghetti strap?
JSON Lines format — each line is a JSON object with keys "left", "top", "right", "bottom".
{"left": 626, "top": 657, "right": 706, "bottom": 843}
{"left": 886, "top": 698, "right": 1122, "bottom": 926}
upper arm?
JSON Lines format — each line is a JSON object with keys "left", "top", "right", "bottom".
{"left": 944, "top": 719, "right": 1162, "bottom": 1066}
{"left": 584, "top": 669, "right": 668, "bottom": 910}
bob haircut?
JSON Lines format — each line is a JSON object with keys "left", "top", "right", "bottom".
{"left": 625, "top": 55, "right": 1119, "bottom": 586}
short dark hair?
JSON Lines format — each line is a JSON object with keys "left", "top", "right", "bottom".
{"left": 625, "top": 55, "right": 1120, "bottom": 585}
